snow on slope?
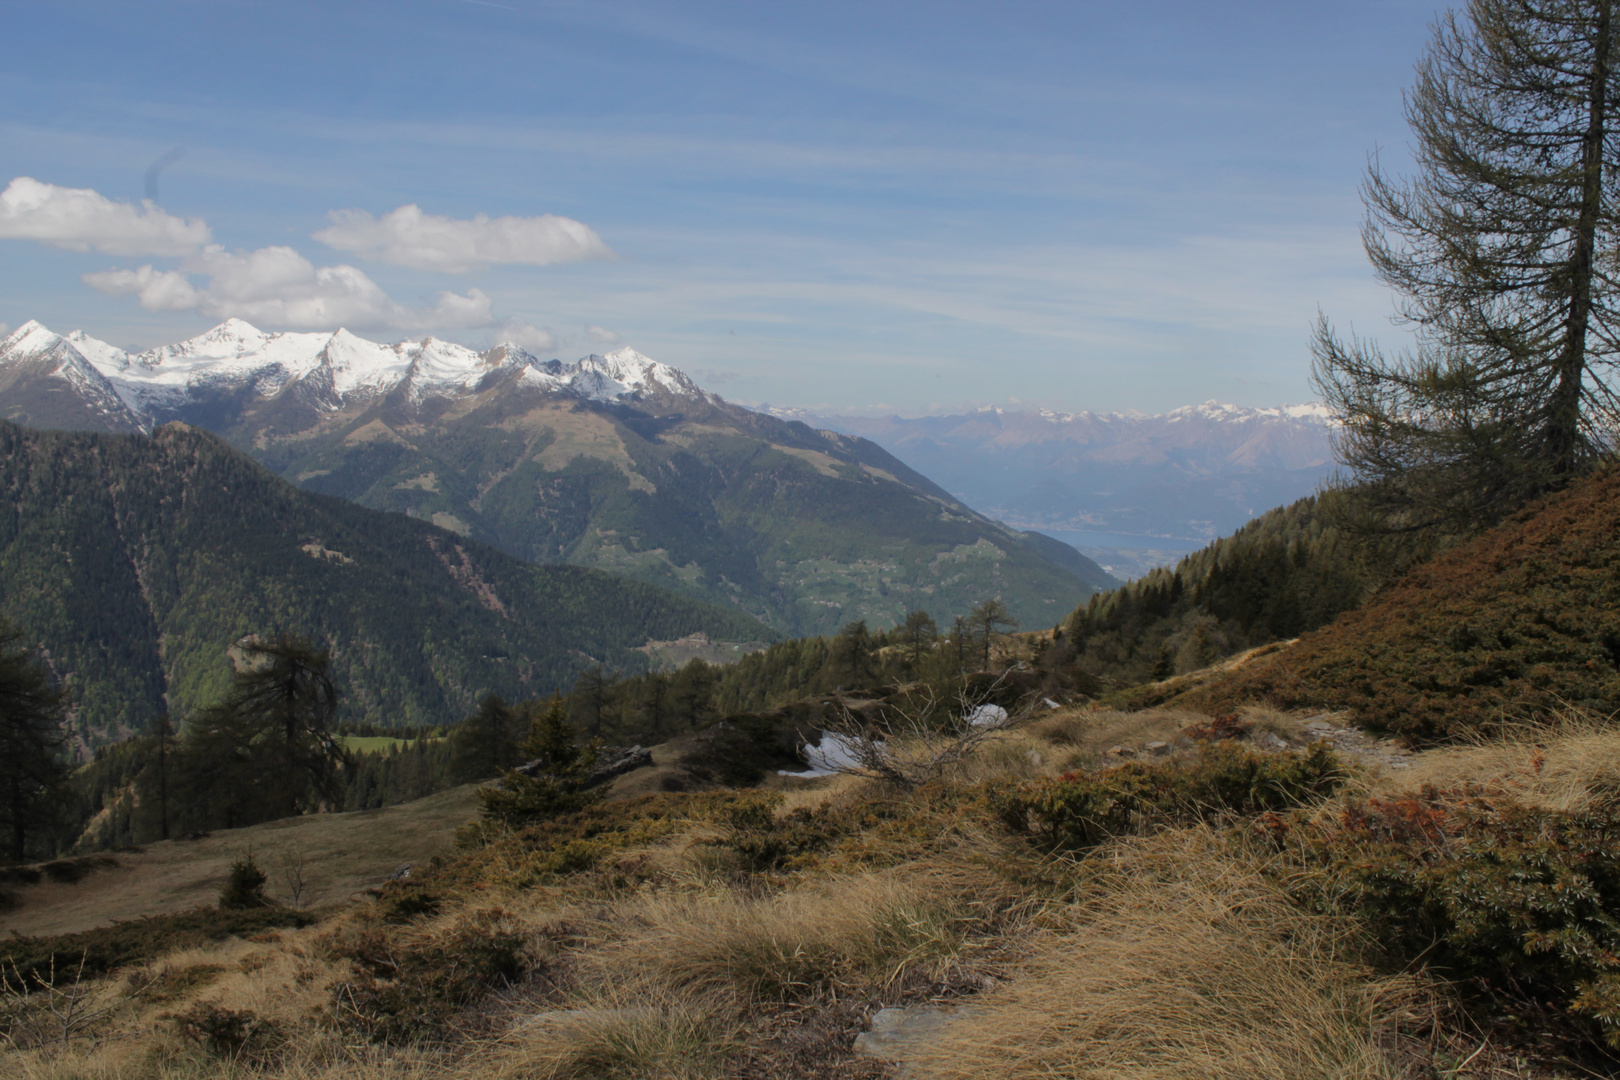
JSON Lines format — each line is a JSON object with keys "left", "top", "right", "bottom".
{"left": 0, "top": 321, "right": 146, "bottom": 423}
{"left": 0, "top": 320, "right": 711, "bottom": 428}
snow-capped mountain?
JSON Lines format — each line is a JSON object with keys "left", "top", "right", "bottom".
{"left": 0, "top": 319, "right": 706, "bottom": 433}
{"left": 0, "top": 317, "right": 1118, "bottom": 638}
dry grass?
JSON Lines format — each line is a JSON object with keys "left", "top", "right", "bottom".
{"left": 1235, "top": 702, "right": 1311, "bottom": 743}
{"left": 773, "top": 772, "right": 869, "bottom": 817}
{"left": 907, "top": 828, "right": 1429, "bottom": 1080}
{"left": 1376, "top": 709, "right": 1620, "bottom": 813}
{"left": 481, "top": 991, "right": 740, "bottom": 1080}
{"left": 2, "top": 785, "right": 479, "bottom": 937}
{"left": 580, "top": 866, "right": 993, "bottom": 1005}
{"left": 18, "top": 707, "right": 1585, "bottom": 1080}
{"left": 1027, "top": 706, "right": 1207, "bottom": 756}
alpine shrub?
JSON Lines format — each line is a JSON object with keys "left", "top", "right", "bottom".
{"left": 218, "top": 855, "right": 270, "bottom": 910}
{"left": 326, "top": 913, "right": 532, "bottom": 1044}
{"left": 1283, "top": 790, "right": 1620, "bottom": 1048}
{"left": 1000, "top": 742, "right": 1347, "bottom": 852}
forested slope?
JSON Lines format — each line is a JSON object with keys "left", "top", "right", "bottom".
{"left": 0, "top": 420, "right": 769, "bottom": 746}
{"left": 1060, "top": 494, "right": 1417, "bottom": 687}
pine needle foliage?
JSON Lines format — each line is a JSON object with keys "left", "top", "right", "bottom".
{"left": 1315, "top": 0, "right": 1620, "bottom": 531}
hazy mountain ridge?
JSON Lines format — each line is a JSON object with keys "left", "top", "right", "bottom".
{"left": 785, "top": 402, "right": 1338, "bottom": 553}
{"left": 0, "top": 321, "right": 1117, "bottom": 635}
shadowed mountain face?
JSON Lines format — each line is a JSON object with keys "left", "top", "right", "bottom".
{"left": 0, "top": 420, "right": 770, "bottom": 748}
{"left": 0, "top": 321, "right": 1118, "bottom": 636}
{"left": 791, "top": 404, "right": 1338, "bottom": 555}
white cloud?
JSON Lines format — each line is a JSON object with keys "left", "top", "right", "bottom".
{"left": 82, "top": 265, "right": 200, "bottom": 311}
{"left": 85, "top": 244, "right": 495, "bottom": 331}
{"left": 495, "top": 318, "right": 559, "bottom": 353}
{"left": 0, "top": 176, "right": 210, "bottom": 256}
{"left": 313, "top": 203, "right": 614, "bottom": 272}
{"left": 586, "top": 324, "right": 621, "bottom": 347}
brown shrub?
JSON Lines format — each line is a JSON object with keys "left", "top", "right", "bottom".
{"left": 1172, "top": 469, "right": 1620, "bottom": 740}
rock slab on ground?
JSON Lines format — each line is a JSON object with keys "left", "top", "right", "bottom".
{"left": 853, "top": 1005, "right": 983, "bottom": 1076}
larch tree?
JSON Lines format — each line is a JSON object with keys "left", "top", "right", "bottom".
{"left": 0, "top": 621, "right": 67, "bottom": 863}
{"left": 184, "top": 635, "right": 350, "bottom": 824}
{"left": 969, "top": 599, "right": 1018, "bottom": 669}
{"left": 1314, "top": 0, "right": 1620, "bottom": 530}
{"left": 449, "top": 694, "right": 523, "bottom": 782}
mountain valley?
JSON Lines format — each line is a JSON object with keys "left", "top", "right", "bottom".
{"left": 0, "top": 320, "right": 1116, "bottom": 635}
{"left": 795, "top": 403, "right": 1337, "bottom": 576}
{"left": 0, "top": 419, "right": 768, "bottom": 747}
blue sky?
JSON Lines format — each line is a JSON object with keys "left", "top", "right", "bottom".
{"left": 0, "top": 0, "right": 1441, "bottom": 414}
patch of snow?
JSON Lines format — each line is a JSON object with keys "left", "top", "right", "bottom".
{"left": 779, "top": 731, "right": 868, "bottom": 778}
{"left": 965, "top": 704, "right": 1008, "bottom": 727}
{"left": 3, "top": 319, "right": 714, "bottom": 423}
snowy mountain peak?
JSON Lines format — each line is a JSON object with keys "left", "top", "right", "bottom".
{"left": 572, "top": 346, "right": 702, "bottom": 400}
{"left": 0, "top": 320, "right": 712, "bottom": 429}
{"left": 1167, "top": 400, "right": 1334, "bottom": 425}
{"left": 1, "top": 320, "right": 62, "bottom": 357}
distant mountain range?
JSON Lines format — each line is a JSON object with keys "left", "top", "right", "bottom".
{"left": 778, "top": 403, "right": 1338, "bottom": 578}
{"left": 0, "top": 321, "right": 1117, "bottom": 636}
{"left": 0, "top": 419, "right": 769, "bottom": 748}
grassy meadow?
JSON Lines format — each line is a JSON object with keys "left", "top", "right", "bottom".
{"left": 8, "top": 698, "right": 1618, "bottom": 1079}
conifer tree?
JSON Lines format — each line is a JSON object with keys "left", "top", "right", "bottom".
{"left": 570, "top": 667, "right": 619, "bottom": 739}
{"left": 670, "top": 659, "right": 717, "bottom": 729}
{"left": 1315, "top": 0, "right": 1620, "bottom": 529}
{"left": 898, "top": 610, "right": 938, "bottom": 674}
{"left": 477, "top": 696, "right": 598, "bottom": 827}
{"left": 832, "top": 620, "right": 874, "bottom": 686}
{"left": 180, "top": 635, "right": 350, "bottom": 825}
{"left": 0, "top": 621, "right": 67, "bottom": 863}
{"left": 449, "top": 694, "right": 523, "bottom": 782}
{"left": 969, "top": 599, "right": 1018, "bottom": 669}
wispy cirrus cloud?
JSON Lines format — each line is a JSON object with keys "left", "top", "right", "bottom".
{"left": 0, "top": 176, "right": 211, "bottom": 256}
{"left": 313, "top": 203, "right": 614, "bottom": 272}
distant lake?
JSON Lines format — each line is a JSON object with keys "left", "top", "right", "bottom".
{"left": 1033, "top": 529, "right": 1208, "bottom": 554}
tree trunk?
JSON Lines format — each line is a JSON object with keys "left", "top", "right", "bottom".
{"left": 1551, "top": 0, "right": 1614, "bottom": 478}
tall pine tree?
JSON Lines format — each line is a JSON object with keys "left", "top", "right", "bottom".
{"left": 1315, "top": 0, "right": 1620, "bottom": 529}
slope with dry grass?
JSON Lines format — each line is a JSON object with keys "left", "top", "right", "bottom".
{"left": 9, "top": 703, "right": 1615, "bottom": 1080}
{"left": 1, "top": 784, "right": 478, "bottom": 938}
{"left": 1151, "top": 468, "right": 1620, "bottom": 740}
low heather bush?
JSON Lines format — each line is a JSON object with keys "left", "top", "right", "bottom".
{"left": 1279, "top": 789, "right": 1620, "bottom": 1048}
{"left": 325, "top": 910, "right": 535, "bottom": 1044}
{"left": 999, "top": 742, "right": 1347, "bottom": 852}
{"left": 2, "top": 907, "right": 313, "bottom": 988}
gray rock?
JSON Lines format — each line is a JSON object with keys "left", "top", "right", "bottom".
{"left": 853, "top": 1004, "right": 984, "bottom": 1074}
{"left": 512, "top": 744, "right": 653, "bottom": 789}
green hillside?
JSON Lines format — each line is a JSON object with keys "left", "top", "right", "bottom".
{"left": 1060, "top": 495, "right": 1384, "bottom": 687}
{"left": 0, "top": 420, "right": 770, "bottom": 746}
{"left": 229, "top": 384, "right": 1114, "bottom": 637}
